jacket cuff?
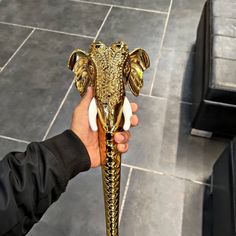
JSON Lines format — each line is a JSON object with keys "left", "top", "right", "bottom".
{"left": 42, "top": 130, "right": 91, "bottom": 180}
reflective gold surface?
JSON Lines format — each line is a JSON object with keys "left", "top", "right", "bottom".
{"left": 68, "top": 41, "right": 150, "bottom": 236}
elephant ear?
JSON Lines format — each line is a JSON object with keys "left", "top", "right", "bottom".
{"left": 128, "top": 49, "right": 150, "bottom": 96}
{"left": 67, "top": 49, "right": 95, "bottom": 97}
{"left": 68, "top": 49, "right": 88, "bottom": 71}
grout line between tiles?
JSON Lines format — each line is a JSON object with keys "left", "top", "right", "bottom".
{"left": 212, "top": 56, "right": 236, "bottom": 62}
{"left": 70, "top": 0, "right": 168, "bottom": 14}
{"left": 0, "top": 21, "right": 94, "bottom": 39}
{"left": 215, "top": 33, "right": 236, "bottom": 39}
{"left": 126, "top": 90, "right": 167, "bottom": 100}
{"left": 94, "top": 6, "right": 112, "bottom": 42}
{"left": 122, "top": 163, "right": 164, "bottom": 175}
{"left": 119, "top": 167, "right": 133, "bottom": 225}
{"left": 0, "top": 28, "right": 35, "bottom": 73}
{"left": 114, "top": 5, "right": 167, "bottom": 14}
{"left": 162, "top": 47, "right": 196, "bottom": 54}
{"left": 42, "top": 81, "right": 75, "bottom": 141}
{"left": 35, "top": 28, "right": 94, "bottom": 39}
{"left": 127, "top": 90, "right": 193, "bottom": 105}
{"left": 149, "top": 0, "right": 173, "bottom": 96}
{"left": 139, "top": 93, "right": 167, "bottom": 100}
{"left": 0, "top": 132, "right": 210, "bottom": 187}
{"left": 121, "top": 163, "right": 210, "bottom": 186}
{"left": 0, "top": 21, "right": 35, "bottom": 29}
{"left": 0, "top": 135, "right": 30, "bottom": 144}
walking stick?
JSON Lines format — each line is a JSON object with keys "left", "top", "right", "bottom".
{"left": 68, "top": 41, "right": 150, "bottom": 236}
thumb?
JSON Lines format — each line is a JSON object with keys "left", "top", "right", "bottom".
{"left": 81, "top": 87, "right": 93, "bottom": 108}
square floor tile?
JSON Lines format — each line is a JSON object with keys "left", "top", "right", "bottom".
{"left": 181, "top": 182, "right": 208, "bottom": 236}
{"left": 28, "top": 166, "right": 131, "bottom": 236}
{"left": 152, "top": 50, "right": 194, "bottom": 103}
{"left": 97, "top": 7, "right": 166, "bottom": 95}
{"left": 28, "top": 222, "right": 65, "bottom": 236}
{"left": 0, "top": 30, "right": 92, "bottom": 141}
{"left": 46, "top": 86, "right": 81, "bottom": 139}
{"left": 0, "top": 24, "right": 31, "bottom": 67}
{"left": 120, "top": 169, "right": 205, "bottom": 236}
{"left": 80, "top": 0, "right": 170, "bottom": 12}
{"left": 164, "top": 0, "right": 205, "bottom": 52}
{"left": 0, "top": 0, "right": 109, "bottom": 36}
{"left": 123, "top": 95, "right": 228, "bottom": 182}
{"left": 0, "top": 138, "right": 27, "bottom": 160}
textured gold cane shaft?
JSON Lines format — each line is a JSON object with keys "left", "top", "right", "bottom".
{"left": 102, "top": 156, "right": 121, "bottom": 236}
{"left": 98, "top": 120, "right": 121, "bottom": 236}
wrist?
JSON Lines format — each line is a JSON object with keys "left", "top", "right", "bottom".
{"left": 43, "top": 130, "right": 91, "bottom": 180}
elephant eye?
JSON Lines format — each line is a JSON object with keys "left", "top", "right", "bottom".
{"left": 95, "top": 44, "right": 100, "bottom": 48}
{"left": 89, "top": 65, "right": 94, "bottom": 73}
{"left": 88, "top": 60, "right": 95, "bottom": 75}
{"left": 116, "top": 44, "right": 121, "bottom": 48}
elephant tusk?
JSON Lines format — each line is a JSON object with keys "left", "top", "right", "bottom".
{"left": 123, "top": 97, "right": 132, "bottom": 131}
{"left": 88, "top": 97, "right": 98, "bottom": 131}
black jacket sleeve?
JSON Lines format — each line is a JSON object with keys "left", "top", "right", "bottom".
{"left": 0, "top": 130, "right": 91, "bottom": 236}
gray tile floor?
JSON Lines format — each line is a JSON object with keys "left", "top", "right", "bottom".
{"left": 0, "top": 0, "right": 230, "bottom": 235}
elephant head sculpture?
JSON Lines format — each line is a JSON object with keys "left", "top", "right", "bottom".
{"left": 68, "top": 41, "right": 150, "bottom": 133}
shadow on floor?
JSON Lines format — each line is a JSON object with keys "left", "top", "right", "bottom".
{"left": 177, "top": 44, "right": 213, "bottom": 236}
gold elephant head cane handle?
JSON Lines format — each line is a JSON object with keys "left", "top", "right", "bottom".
{"left": 68, "top": 41, "right": 150, "bottom": 236}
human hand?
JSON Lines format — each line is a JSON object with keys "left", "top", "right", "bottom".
{"left": 70, "top": 87, "right": 139, "bottom": 168}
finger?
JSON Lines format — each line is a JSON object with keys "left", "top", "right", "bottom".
{"left": 131, "top": 103, "right": 138, "bottom": 113}
{"left": 117, "top": 143, "right": 129, "bottom": 153}
{"left": 131, "top": 115, "right": 139, "bottom": 127}
{"left": 114, "top": 131, "right": 130, "bottom": 144}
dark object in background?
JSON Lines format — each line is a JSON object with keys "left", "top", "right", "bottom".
{"left": 208, "top": 138, "right": 236, "bottom": 236}
{"left": 202, "top": 177, "right": 213, "bottom": 236}
{"left": 191, "top": 0, "right": 236, "bottom": 137}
